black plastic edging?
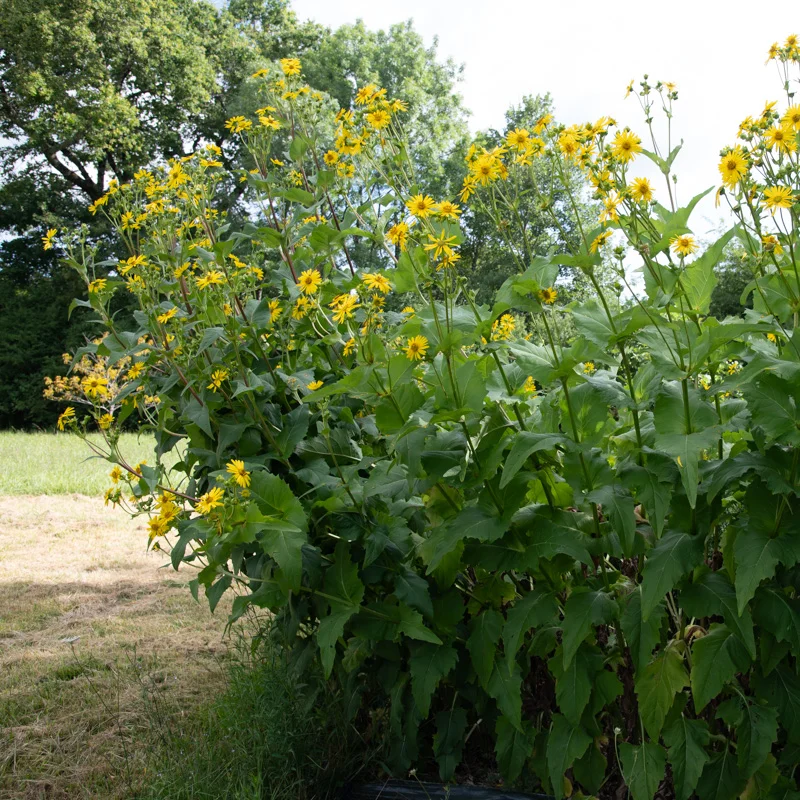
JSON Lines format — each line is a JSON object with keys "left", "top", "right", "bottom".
{"left": 345, "top": 781, "right": 554, "bottom": 800}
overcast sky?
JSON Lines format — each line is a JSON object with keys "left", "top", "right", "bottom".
{"left": 291, "top": 0, "right": 798, "bottom": 236}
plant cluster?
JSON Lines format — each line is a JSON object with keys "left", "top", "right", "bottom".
{"left": 53, "top": 41, "right": 800, "bottom": 798}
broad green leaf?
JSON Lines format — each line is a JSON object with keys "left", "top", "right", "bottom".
{"left": 397, "top": 606, "right": 442, "bottom": 644}
{"left": 588, "top": 484, "right": 636, "bottom": 556}
{"left": 495, "top": 715, "right": 533, "bottom": 783}
{"left": 753, "top": 586, "right": 800, "bottom": 655}
{"left": 621, "top": 588, "right": 665, "bottom": 674}
{"left": 394, "top": 568, "right": 434, "bottom": 619}
{"left": 550, "top": 643, "right": 599, "bottom": 725}
{"left": 691, "top": 624, "right": 751, "bottom": 712}
{"left": 641, "top": 531, "right": 704, "bottom": 620}
{"left": 742, "top": 373, "right": 800, "bottom": 446}
{"left": 504, "top": 588, "right": 559, "bottom": 667}
{"left": 515, "top": 507, "right": 593, "bottom": 569}
{"left": 488, "top": 656, "right": 523, "bottom": 731}
{"left": 696, "top": 746, "right": 743, "bottom": 800}
{"left": 259, "top": 522, "right": 306, "bottom": 590}
{"left": 501, "top": 432, "right": 570, "bottom": 489}
{"left": 619, "top": 741, "right": 667, "bottom": 800}
{"left": 409, "top": 643, "right": 458, "bottom": 718}
{"left": 250, "top": 471, "right": 307, "bottom": 531}
{"left": 753, "top": 665, "right": 800, "bottom": 743}
{"left": 467, "top": 609, "right": 503, "bottom": 689}
{"left": 573, "top": 743, "right": 607, "bottom": 795}
{"left": 318, "top": 606, "right": 358, "bottom": 678}
{"left": 738, "top": 700, "right": 778, "bottom": 780}
{"left": 561, "top": 588, "right": 617, "bottom": 668}
{"left": 547, "top": 714, "right": 592, "bottom": 800}
{"left": 664, "top": 716, "right": 710, "bottom": 800}
{"left": 433, "top": 707, "right": 467, "bottom": 781}
{"left": 681, "top": 570, "right": 756, "bottom": 658}
{"left": 683, "top": 229, "right": 734, "bottom": 314}
{"left": 323, "top": 541, "right": 365, "bottom": 608}
{"left": 636, "top": 644, "right": 688, "bottom": 739}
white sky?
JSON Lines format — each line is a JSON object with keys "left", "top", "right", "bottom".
{"left": 292, "top": 0, "right": 799, "bottom": 237}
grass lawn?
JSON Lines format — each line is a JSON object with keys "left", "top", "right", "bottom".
{"left": 0, "top": 434, "right": 230, "bottom": 800}
{"left": 0, "top": 432, "right": 181, "bottom": 495}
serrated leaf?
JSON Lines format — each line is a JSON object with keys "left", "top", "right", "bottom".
{"left": 696, "top": 746, "right": 743, "bottom": 800}
{"left": 619, "top": 741, "right": 667, "bottom": 800}
{"left": 495, "top": 715, "right": 533, "bottom": 783}
{"left": 551, "top": 643, "right": 599, "bottom": 725}
{"left": 641, "top": 531, "right": 704, "bottom": 620}
{"left": 409, "top": 643, "right": 458, "bottom": 717}
{"left": 467, "top": 609, "right": 503, "bottom": 689}
{"left": 691, "top": 624, "right": 751, "bottom": 712}
{"left": 561, "top": 588, "right": 617, "bottom": 668}
{"left": 504, "top": 588, "right": 559, "bottom": 668}
{"left": 318, "top": 606, "right": 358, "bottom": 679}
{"left": 433, "top": 707, "right": 467, "bottom": 781}
{"left": 636, "top": 645, "right": 688, "bottom": 739}
{"left": 738, "top": 700, "right": 778, "bottom": 780}
{"left": 501, "top": 432, "right": 569, "bottom": 489}
{"left": 664, "top": 715, "right": 710, "bottom": 800}
{"left": 488, "top": 656, "right": 523, "bottom": 731}
{"left": 622, "top": 588, "right": 665, "bottom": 674}
{"left": 753, "top": 586, "right": 800, "bottom": 655}
{"left": 547, "top": 714, "right": 592, "bottom": 800}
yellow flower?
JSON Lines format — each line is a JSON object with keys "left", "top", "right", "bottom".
{"left": 88, "top": 278, "right": 107, "bottom": 293}
{"left": 280, "top": 58, "right": 301, "bottom": 76}
{"left": 98, "top": 413, "right": 114, "bottom": 430}
{"left": 307, "top": 380, "right": 324, "bottom": 391}
{"left": 207, "top": 369, "right": 229, "bottom": 392}
{"left": 590, "top": 231, "right": 612, "bottom": 253}
{"left": 718, "top": 147, "right": 748, "bottom": 189}
{"left": 82, "top": 376, "right": 108, "bottom": 398}
{"left": 109, "top": 466, "right": 123, "bottom": 483}
{"left": 782, "top": 105, "right": 800, "bottom": 131}
{"left": 763, "top": 186, "right": 796, "bottom": 212}
{"left": 259, "top": 115, "right": 281, "bottom": 130}
{"left": 670, "top": 234, "right": 698, "bottom": 257}
{"left": 292, "top": 296, "right": 312, "bottom": 319}
{"left": 423, "top": 230, "right": 458, "bottom": 259}
{"left": 522, "top": 376, "right": 537, "bottom": 395}
{"left": 366, "top": 109, "right": 391, "bottom": 129}
{"left": 42, "top": 228, "right": 57, "bottom": 250}
{"left": 355, "top": 84, "right": 378, "bottom": 105}
{"left": 157, "top": 307, "right": 178, "bottom": 324}
{"left": 297, "top": 269, "right": 322, "bottom": 295}
{"left": 362, "top": 273, "right": 392, "bottom": 294}
{"left": 533, "top": 113, "right": 553, "bottom": 134}
{"left": 406, "top": 194, "right": 435, "bottom": 219}
{"left": 196, "top": 487, "right": 225, "bottom": 515}
{"left": 460, "top": 176, "right": 477, "bottom": 202}
{"left": 600, "top": 193, "right": 621, "bottom": 224}
{"left": 628, "top": 177, "right": 653, "bottom": 203}
{"left": 405, "top": 335, "right": 429, "bottom": 361}
{"left": 611, "top": 129, "right": 642, "bottom": 162}
{"left": 491, "top": 313, "right": 516, "bottom": 341}
{"left": 583, "top": 362, "right": 596, "bottom": 375}
{"left": 330, "top": 294, "right": 359, "bottom": 324}
{"left": 323, "top": 150, "right": 339, "bottom": 166}
{"left": 386, "top": 221, "right": 410, "bottom": 251}
{"left": 225, "top": 116, "right": 252, "bottom": 134}
{"left": 506, "top": 128, "right": 530, "bottom": 149}
{"left": 343, "top": 338, "right": 356, "bottom": 356}
{"left": 765, "top": 124, "right": 797, "bottom": 153}
{"left": 761, "top": 234, "right": 783, "bottom": 255}
{"left": 196, "top": 271, "right": 225, "bottom": 289}
{"left": 226, "top": 459, "right": 251, "bottom": 488}
{"left": 435, "top": 201, "right": 461, "bottom": 220}
{"left": 539, "top": 287, "right": 557, "bottom": 304}
{"left": 767, "top": 333, "right": 778, "bottom": 343}
{"left": 57, "top": 406, "right": 76, "bottom": 431}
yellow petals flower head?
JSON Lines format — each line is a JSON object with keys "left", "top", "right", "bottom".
{"left": 323, "top": 150, "right": 339, "bottom": 166}
{"left": 226, "top": 459, "right": 251, "bottom": 488}
{"left": 329, "top": 293, "right": 359, "bottom": 324}
{"left": 539, "top": 287, "right": 558, "bottom": 304}
{"left": 600, "top": 193, "right": 621, "bottom": 224}
{"left": 765, "top": 124, "right": 797, "bottom": 153}
{"left": 355, "top": 84, "right": 378, "bottom": 105}
{"left": 307, "top": 380, "right": 324, "bottom": 391}
{"left": 82, "top": 375, "right": 108, "bottom": 398}
{"left": 366, "top": 109, "right": 391, "bottom": 129}
{"left": 423, "top": 230, "right": 458, "bottom": 259}
{"left": 628, "top": 177, "right": 654, "bottom": 203}
{"left": 98, "top": 413, "right": 114, "bottom": 430}
{"left": 57, "top": 406, "right": 76, "bottom": 430}
{"left": 292, "top": 296, "right": 312, "bottom": 319}
{"left": 762, "top": 234, "right": 783, "bottom": 255}
{"left": 522, "top": 376, "right": 537, "bottom": 394}
{"left": 196, "top": 486, "right": 225, "bottom": 515}
{"left": 88, "top": 278, "right": 107, "bottom": 293}
{"left": 491, "top": 313, "right": 516, "bottom": 341}
{"left": 583, "top": 362, "right": 596, "bottom": 375}
{"left": 361, "top": 272, "right": 392, "bottom": 294}
{"left": 157, "top": 307, "right": 178, "bottom": 324}
{"left": 718, "top": 147, "right": 748, "bottom": 189}
{"left": 343, "top": 338, "right": 356, "bottom": 356}
{"left": 387, "top": 221, "right": 410, "bottom": 250}
{"left": 767, "top": 333, "right": 778, "bottom": 343}
{"left": 280, "top": 58, "right": 301, "bottom": 76}
{"left": 268, "top": 299, "right": 282, "bottom": 322}
{"left": 196, "top": 270, "right": 225, "bottom": 289}
{"left": 611, "top": 129, "right": 643, "bottom": 162}
{"left": 109, "top": 466, "right": 122, "bottom": 483}
{"left": 670, "top": 234, "right": 698, "bottom": 256}
{"left": 763, "top": 186, "right": 796, "bottom": 212}
{"left": 405, "top": 335, "right": 429, "bottom": 361}
{"left": 406, "top": 194, "right": 435, "bottom": 219}
{"left": 782, "top": 104, "right": 800, "bottom": 131}
{"left": 506, "top": 128, "right": 530, "bottom": 149}
{"left": 297, "top": 269, "right": 322, "bottom": 295}
{"left": 225, "top": 116, "right": 252, "bottom": 134}
{"left": 260, "top": 115, "right": 281, "bottom": 130}
{"left": 207, "top": 369, "right": 229, "bottom": 392}
{"left": 42, "top": 228, "right": 57, "bottom": 250}
{"left": 435, "top": 201, "right": 461, "bottom": 220}
{"left": 590, "top": 231, "right": 612, "bottom": 253}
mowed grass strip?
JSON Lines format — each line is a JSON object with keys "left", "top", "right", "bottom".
{"left": 0, "top": 495, "right": 230, "bottom": 800}
{"left": 0, "top": 432, "right": 182, "bottom": 495}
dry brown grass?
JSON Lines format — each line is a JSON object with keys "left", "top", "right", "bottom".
{"left": 0, "top": 495, "right": 231, "bottom": 800}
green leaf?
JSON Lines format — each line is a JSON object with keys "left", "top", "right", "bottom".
{"left": 323, "top": 541, "right": 365, "bottom": 608}
{"left": 753, "top": 665, "right": 800, "bottom": 744}
{"left": 488, "top": 656, "right": 523, "bottom": 731}
{"left": 501, "top": 432, "right": 569, "bottom": 489}
{"left": 408, "top": 643, "right": 458, "bottom": 717}
{"left": 691, "top": 624, "right": 751, "bottom": 712}
{"left": 619, "top": 741, "right": 667, "bottom": 800}
{"left": 683, "top": 229, "right": 734, "bottom": 314}
{"left": 641, "top": 531, "right": 704, "bottom": 620}
{"left": 250, "top": 471, "right": 307, "bottom": 531}
{"left": 636, "top": 644, "right": 689, "bottom": 739}
{"left": 495, "top": 715, "right": 533, "bottom": 783}
{"left": 516, "top": 508, "right": 593, "bottom": 569}
{"left": 696, "top": 746, "right": 743, "bottom": 800}
{"left": 622, "top": 588, "right": 665, "bottom": 675}
{"left": 742, "top": 373, "right": 800, "bottom": 446}
{"left": 663, "top": 716, "right": 710, "bottom": 800}
{"left": 394, "top": 568, "right": 434, "bottom": 619}
{"left": 433, "top": 707, "right": 467, "bottom": 781}
{"left": 560, "top": 588, "right": 617, "bottom": 668}
{"left": 504, "top": 588, "right": 559, "bottom": 667}
{"left": 738, "top": 700, "right": 778, "bottom": 780}
{"left": 318, "top": 606, "right": 358, "bottom": 678}
{"left": 547, "top": 714, "right": 592, "bottom": 800}
{"left": 588, "top": 484, "right": 636, "bottom": 556}
{"left": 397, "top": 606, "right": 442, "bottom": 644}
{"left": 551, "top": 643, "right": 599, "bottom": 725}
{"left": 753, "top": 586, "right": 800, "bottom": 655}
{"left": 682, "top": 570, "right": 756, "bottom": 658}
{"left": 259, "top": 522, "right": 305, "bottom": 590}
{"left": 467, "top": 610, "right": 503, "bottom": 689}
